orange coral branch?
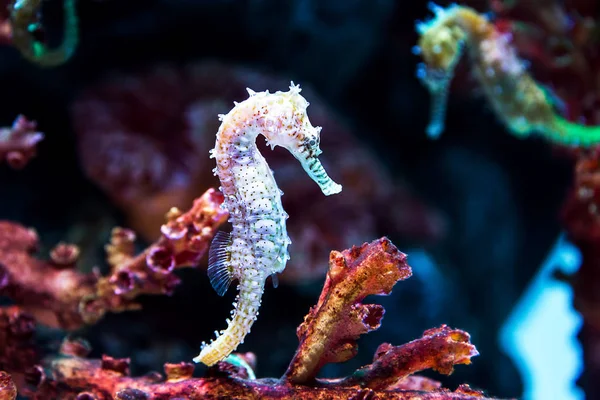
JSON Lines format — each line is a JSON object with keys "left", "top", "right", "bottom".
{"left": 284, "top": 237, "right": 412, "bottom": 384}
{"left": 0, "top": 115, "right": 43, "bottom": 169}
{"left": 340, "top": 325, "right": 479, "bottom": 390}
{"left": 0, "top": 188, "right": 228, "bottom": 330}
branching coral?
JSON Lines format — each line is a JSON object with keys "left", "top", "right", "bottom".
{"left": 338, "top": 325, "right": 480, "bottom": 391}
{"left": 0, "top": 115, "right": 43, "bottom": 169}
{"left": 0, "top": 238, "right": 499, "bottom": 399}
{"left": 0, "top": 188, "right": 228, "bottom": 330}
{"left": 285, "top": 237, "right": 412, "bottom": 383}
{"left": 415, "top": 2, "right": 600, "bottom": 146}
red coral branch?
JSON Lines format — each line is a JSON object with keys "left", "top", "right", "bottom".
{"left": 0, "top": 116, "right": 43, "bottom": 169}
{"left": 340, "top": 325, "right": 479, "bottom": 390}
{"left": 0, "top": 188, "right": 228, "bottom": 330}
{"left": 284, "top": 237, "right": 412, "bottom": 384}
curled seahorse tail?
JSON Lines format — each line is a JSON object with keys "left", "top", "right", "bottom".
{"left": 193, "top": 274, "right": 266, "bottom": 366}
{"left": 545, "top": 115, "right": 600, "bottom": 148}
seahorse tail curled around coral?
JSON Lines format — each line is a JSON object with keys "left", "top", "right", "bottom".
{"left": 193, "top": 273, "right": 266, "bottom": 366}
{"left": 10, "top": 0, "right": 79, "bottom": 66}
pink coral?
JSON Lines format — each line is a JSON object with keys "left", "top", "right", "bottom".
{"left": 0, "top": 116, "right": 43, "bottom": 169}
{"left": 0, "top": 189, "right": 227, "bottom": 330}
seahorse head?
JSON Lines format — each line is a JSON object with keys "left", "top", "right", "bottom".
{"left": 253, "top": 83, "right": 342, "bottom": 196}
{"left": 415, "top": 3, "right": 467, "bottom": 72}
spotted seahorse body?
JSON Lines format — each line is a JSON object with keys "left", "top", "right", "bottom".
{"left": 193, "top": 84, "right": 342, "bottom": 366}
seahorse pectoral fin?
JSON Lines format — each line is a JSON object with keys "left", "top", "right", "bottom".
{"left": 270, "top": 273, "right": 279, "bottom": 289}
{"left": 208, "top": 231, "right": 234, "bottom": 296}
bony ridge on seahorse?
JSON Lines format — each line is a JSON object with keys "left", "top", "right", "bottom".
{"left": 10, "top": 0, "right": 78, "bottom": 66}
{"left": 414, "top": 2, "right": 600, "bottom": 147}
{"left": 193, "top": 83, "right": 342, "bottom": 366}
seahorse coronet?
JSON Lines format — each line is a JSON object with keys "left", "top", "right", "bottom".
{"left": 193, "top": 84, "right": 342, "bottom": 366}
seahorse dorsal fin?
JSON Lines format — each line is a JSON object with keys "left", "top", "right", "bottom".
{"left": 208, "top": 231, "right": 234, "bottom": 296}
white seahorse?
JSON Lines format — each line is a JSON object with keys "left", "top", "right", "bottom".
{"left": 193, "top": 83, "right": 342, "bottom": 366}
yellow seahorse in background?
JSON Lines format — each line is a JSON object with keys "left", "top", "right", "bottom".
{"left": 414, "top": 2, "right": 600, "bottom": 147}
{"left": 193, "top": 84, "right": 342, "bottom": 366}
{"left": 10, "top": 0, "right": 78, "bottom": 66}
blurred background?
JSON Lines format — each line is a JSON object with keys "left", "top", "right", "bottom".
{"left": 0, "top": 0, "right": 593, "bottom": 398}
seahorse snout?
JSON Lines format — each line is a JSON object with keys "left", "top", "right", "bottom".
{"left": 302, "top": 156, "right": 342, "bottom": 196}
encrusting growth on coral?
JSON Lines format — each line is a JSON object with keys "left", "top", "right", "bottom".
{"left": 0, "top": 115, "right": 43, "bottom": 169}
{"left": 0, "top": 238, "right": 498, "bottom": 399}
{"left": 8, "top": 0, "right": 78, "bottom": 66}
{"left": 414, "top": 2, "right": 600, "bottom": 147}
{"left": 0, "top": 188, "right": 228, "bottom": 330}
{"left": 194, "top": 84, "right": 342, "bottom": 366}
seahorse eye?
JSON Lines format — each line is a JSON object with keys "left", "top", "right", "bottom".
{"left": 308, "top": 139, "right": 316, "bottom": 147}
